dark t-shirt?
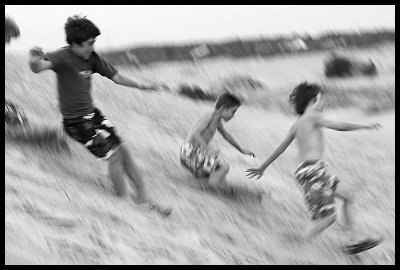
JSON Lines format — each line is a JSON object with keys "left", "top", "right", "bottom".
{"left": 44, "top": 47, "right": 118, "bottom": 119}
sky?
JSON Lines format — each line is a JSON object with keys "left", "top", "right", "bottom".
{"left": 5, "top": 5, "right": 395, "bottom": 52}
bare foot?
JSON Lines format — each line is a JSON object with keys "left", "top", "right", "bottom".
{"left": 137, "top": 194, "right": 173, "bottom": 217}
{"left": 147, "top": 204, "right": 173, "bottom": 217}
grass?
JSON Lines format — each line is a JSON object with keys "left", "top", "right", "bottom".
{"left": 5, "top": 124, "right": 71, "bottom": 155}
{"left": 4, "top": 43, "right": 395, "bottom": 265}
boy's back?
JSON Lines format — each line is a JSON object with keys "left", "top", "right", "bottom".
{"left": 246, "top": 82, "right": 380, "bottom": 180}
{"left": 246, "top": 82, "right": 383, "bottom": 253}
{"left": 293, "top": 112, "right": 325, "bottom": 163}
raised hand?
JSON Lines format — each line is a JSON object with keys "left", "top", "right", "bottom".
{"left": 29, "top": 46, "right": 44, "bottom": 58}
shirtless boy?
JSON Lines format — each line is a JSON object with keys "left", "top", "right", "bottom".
{"left": 180, "top": 92, "right": 254, "bottom": 187}
{"left": 246, "top": 82, "right": 382, "bottom": 254}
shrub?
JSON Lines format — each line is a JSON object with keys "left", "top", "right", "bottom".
{"left": 5, "top": 99, "right": 28, "bottom": 127}
{"left": 324, "top": 54, "right": 378, "bottom": 78}
{"left": 5, "top": 124, "right": 71, "bottom": 155}
{"left": 178, "top": 84, "right": 216, "bottom": 101}
{"left": 324, "top": 55, "right": 353, "bottom": 78}
{"left": 358, "top": 60, "right": 377, "bottom": 76}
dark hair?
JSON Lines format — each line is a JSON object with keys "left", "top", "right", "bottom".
{"left": 215, "top": 91, "right": 242, "bottom": 109}
{"left": 289, "top": 82, "right": 322, "bottom": 115}
{"left": 64, "top": 15, "right": 100, "bottom": 45}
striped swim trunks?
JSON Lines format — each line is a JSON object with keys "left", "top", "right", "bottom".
{"left": 180, "top": 141, "right": 221, "bottom": 178}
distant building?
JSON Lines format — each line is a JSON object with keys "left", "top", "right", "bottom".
{"left": 277, "top": 37, "right": 308, "bottom": 53}
{"left": 190, "top": 44, "right": 210, "bottom": 60}
{"left": 286, "top": 38, "right": 308, "bottom": 52}
{"left": 321, "top": 38, "right": 347, "bottom": 49}
{"left": 253, "top": 41, "right": 274, "bottom": 55}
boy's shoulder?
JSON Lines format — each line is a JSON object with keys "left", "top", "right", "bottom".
{"left": 50, "top": 46, "right": 70, "bottom": 55}
{"left": 195, "top": 111, "right": 215, "bottom": 128}
{"left": 200, "top": 111, "right": 214, "bottom": 121}
{"left": 43, "top": 46, "right": 71, "bottom": 68}
{"left": 300, "top": 111, "right": 322, "bottom": 121}
{"left": 45, "top": 46, "right": 70, "bottom": 60}
{"left": 295, "top": 112, "right": 322, "bottom": 128}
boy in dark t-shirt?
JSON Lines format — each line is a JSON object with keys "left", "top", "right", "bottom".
{"left": 29, "top": 15, "right": 172, "bottom": 216}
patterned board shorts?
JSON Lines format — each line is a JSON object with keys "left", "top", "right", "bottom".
{"left": 180, "top": 141, "right": 221, "bottom": 178}
{"left": 295, "top": 160, "right": 340, "bottom": 221}
{"left": 63, "top": 108, "right": 122, "bottom": 160}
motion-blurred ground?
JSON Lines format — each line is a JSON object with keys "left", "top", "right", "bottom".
{"left": 5, "top": 42, "right": 395, "bottom": 265}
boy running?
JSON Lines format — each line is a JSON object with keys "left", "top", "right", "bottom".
{"left": 28, "top": 15, "right": 172, "bottom": 216}
{"left": 246, "top": 82, "right": 382, "bottom": 254}
{"left": 180, "top": 92, "right": 255, "bottom": 188}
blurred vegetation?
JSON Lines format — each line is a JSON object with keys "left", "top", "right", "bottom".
{"left": 5, "top": 124, "right": 71, "bottom": 154}
{"left": 4, "top": 42, "right": 395, "bottom": 264}
{"left": 100, "top": 30, "right": 395, "bottom": 66}
{"left": 178, "top": 84, "right": 217, "bottom": 101}
{"left": 174, "top": 77, "right": 394, "bottom": 116}
{"left": 324, "top": 54, "right": 377, "bottom": 78}
{"left": 5, "top": 16, "right": 20, "bottom": 44}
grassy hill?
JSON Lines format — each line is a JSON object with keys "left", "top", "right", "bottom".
{"left": 5, "top": 42, "right": 395, "bottom": 265}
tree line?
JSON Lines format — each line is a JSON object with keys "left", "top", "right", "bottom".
{"left": 100, "top": 29, "right": 395, "bottom": 67}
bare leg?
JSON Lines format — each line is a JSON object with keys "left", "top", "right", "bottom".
{"left": 335, "top": 184, "right": 363, "bottom": 242}
{"left": 335, "top": 184, "right": 384, "bottom": 253}
{"left": 304, "top": 214, "right": 336, "bottom": 240}
{"left": 208, "top": 159, "right": 230, "bottom": 188}
{"left": 108, "top": 146, "right": 129, "bottom": 197}
{"left": 119, "top": 143, "right": 150, "bottom": 203}
{"left": 119, "top": 143, "right": 172, "bottom": 216}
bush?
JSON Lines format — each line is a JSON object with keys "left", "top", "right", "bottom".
{"left": 324, "top": 55, "right": 353, "bottom": 78}
{"left": 178, "top": 84, "right": 216, "bottom": 101}
{"left": 324, "top": 54, "right": 378, "bottom": 78}
{"left": 222, "top": 75, "right": 266, "bottom": 91}
{"left": 358, "top": 60, "right": 377, "bottom": 76}
{"left": 5, "top": 99, "right": 28, "bottom": 127}
{"left": 5, "top": 124, "right": 71, "bottom": 155}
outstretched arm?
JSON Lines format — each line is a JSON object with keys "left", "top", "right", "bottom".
{"left": 217, "top": 123, "right": 254, "bottom": 157}
{"left": 111, "top": 73, "right": 168, "bottom": 91}
{"left": 316, "top": 115, "right": 381, "bottom": 131}
{"left": 246, "top": 125, "right": 295, "bottom": 180}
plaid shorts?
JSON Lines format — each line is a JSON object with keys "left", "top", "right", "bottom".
{"left": 180, "top": 141, "right": 220, "bottom": 178}
{"left": 63, "top": 108, "right": 121, "bottom": 160}
{"left": 295, "top": 160, "right": 340, "bottom": 221}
